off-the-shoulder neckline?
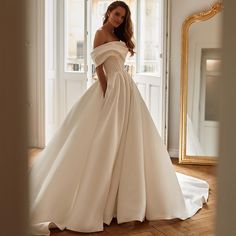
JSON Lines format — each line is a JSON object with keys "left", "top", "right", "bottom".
{"left": 93, "top": 40, "right": 126, "bottom": 50}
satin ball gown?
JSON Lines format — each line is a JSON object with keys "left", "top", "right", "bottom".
{"left": 30, "top": 41, "right": 209, "bottom": 235}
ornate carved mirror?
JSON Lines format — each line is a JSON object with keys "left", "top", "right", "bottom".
{"left": 179, "top": 2, "right": 223, "bottom": 164}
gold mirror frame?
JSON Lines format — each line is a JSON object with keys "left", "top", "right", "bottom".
{"left": 179, "top": 2, "right": 223, "bottom": 165}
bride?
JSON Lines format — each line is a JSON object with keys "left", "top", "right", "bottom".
{"left": 30, "top": 1, "right": 209, "bottom": 235}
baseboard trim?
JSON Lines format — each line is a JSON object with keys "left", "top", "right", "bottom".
{"left": 168, "top": 148, "right": 179, "bottom": 158}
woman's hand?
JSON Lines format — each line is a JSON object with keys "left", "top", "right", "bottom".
{"left": 100, "top": 81, "right": 107, "bottom": 98}
{"left": 95, "top": 64, "right": 107, "bottom": 98}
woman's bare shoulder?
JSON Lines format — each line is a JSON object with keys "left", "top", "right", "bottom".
{"left": 93, "top": 29, "right": 107, "bottom": 48}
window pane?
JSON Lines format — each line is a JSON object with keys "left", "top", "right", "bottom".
{"left": 65, "top": 0, "right": 84, "bottom": 72}
{"left": 139, "top": 0, "right": 161, "bottom": 75}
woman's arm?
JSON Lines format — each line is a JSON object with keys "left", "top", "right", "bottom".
{"left": 96, "top": 64, "right": 107, "bottom": 98}
{"left": 93, "top": 30, "right": 107, "bottom": 97}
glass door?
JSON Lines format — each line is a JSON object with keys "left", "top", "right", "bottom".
{"left": 58, "top": 0, "right": 88, "bottom": 119}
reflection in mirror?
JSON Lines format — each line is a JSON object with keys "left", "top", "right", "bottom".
{"left": 187, "top": 49, "right": 222, "bottom": 156}
{"left": 179, "top": 2, "right": 223, "bottom": 164}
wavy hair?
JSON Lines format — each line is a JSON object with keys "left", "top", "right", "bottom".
{"left": 103, "top": 1, "right": 135, "bottom": 56}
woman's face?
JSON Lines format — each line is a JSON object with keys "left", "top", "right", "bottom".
{"left": 108, "top": 6, "right": 126, "bottom": 28}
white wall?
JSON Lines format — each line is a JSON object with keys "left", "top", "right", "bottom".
{"left": 168, "top": 0, "right": 217, "bottom": 155}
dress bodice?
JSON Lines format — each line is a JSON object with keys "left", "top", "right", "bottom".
{"left": 91, "top": 41, "right": 128, "bottom": 75}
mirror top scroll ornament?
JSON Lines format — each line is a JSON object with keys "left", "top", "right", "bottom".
{"left": 179, "top": 1, "right": 223, "bottom": 165}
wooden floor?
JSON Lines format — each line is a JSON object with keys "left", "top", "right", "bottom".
{"left": 29, "top": 149, "right": 217, "bottom": 236}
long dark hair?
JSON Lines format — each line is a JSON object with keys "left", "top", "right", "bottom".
{"left": 103, "top": 1, "right": 135, "bottom": 56}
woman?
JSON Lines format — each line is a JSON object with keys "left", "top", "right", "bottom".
{"left": 93, "top": 0, "right": 135, "bottom": 98}
{"left": 30, "top": 1, "right": 209, "bottom": 235}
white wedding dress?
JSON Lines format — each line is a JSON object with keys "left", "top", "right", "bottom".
{"left": 30, "top": 41, "right": 209, "bottom": 235}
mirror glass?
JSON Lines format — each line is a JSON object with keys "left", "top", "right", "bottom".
{"left": 186, "top": 11, "right": 222, "bottom": 157}
{"left": 179, "top": 2, "right": 223, "bottom": 164}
